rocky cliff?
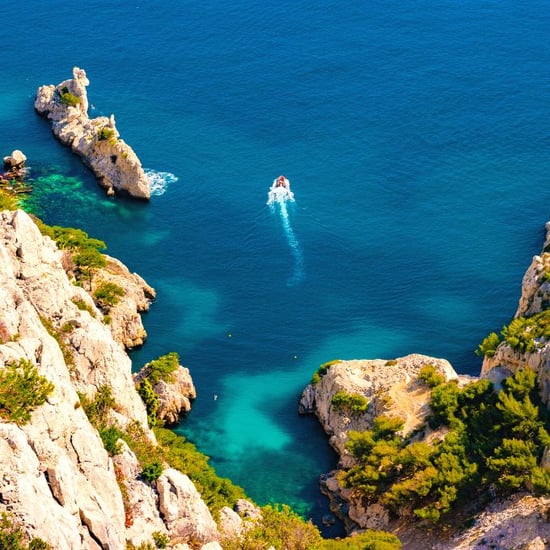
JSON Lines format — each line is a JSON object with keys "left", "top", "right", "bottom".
{"left": 34, "top": 67, "right": 151, "bottom": 200}
{"left": 300, "top": 220, "right": 550, "bottom": 548}
{"left": 0, "top": 209, "right": 242, "bottom": 549}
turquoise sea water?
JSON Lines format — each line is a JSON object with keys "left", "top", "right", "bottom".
{"left": 2, "top": 0, "right": 550, "bottom": 534}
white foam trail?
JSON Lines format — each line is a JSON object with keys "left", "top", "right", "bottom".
{"left": 144, "top": 168, "right": 178, "bottom": 196}
{"left": 267, "top": 178, "right": 304, "bottom": 286}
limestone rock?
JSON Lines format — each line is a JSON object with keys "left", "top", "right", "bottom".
{"left": 431, "top": 494, "right": 550, "bottom": 550}
{"left": 3, "top": 149, "right": 27, "bottom": 178}
{"left": 92, "top": 255, "right": 156, "bottom": 349}
{"left": 134, "top": 362, "right": 196, "bottom": 425}
{"left": 299, "top": 354, "right": 458, "bottom": 463}
{"left": 0, "top": 209, "right": 224, "bottom": 548}
{"left": 34, "top": 67, "right": 151, "bottom": 199}
{"left": 157, "top": 468, "right": 220, "bottom": 544}
{"left": 112, "top": 441, "right": 167, "bottom": 547}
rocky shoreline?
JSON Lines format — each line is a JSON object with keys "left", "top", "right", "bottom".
{"left": 299, "top": 224, "right": 550, "bottom": 549}
{"left": 34, "top": 67, "right": 151, "bottom": 199}
{"left": 0, "top": 209, "right": 258, "bottom": 548}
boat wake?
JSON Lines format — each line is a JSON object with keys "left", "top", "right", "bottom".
{"left": 145, "top": 168, "right": 178, "bottom": 196}
{"left": 267, "top": 176, "right": 304, "bottom": 286}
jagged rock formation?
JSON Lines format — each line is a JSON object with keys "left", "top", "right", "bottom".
{"left": 300, "top": 355, "right": 462, "bottom": 534}
{"left": 0, "top": 209, "right": 225, "bottom": 548}
{"left": 134, "top": 362, "right": 197, "bottom": 425}
{"left": 34, "top": 67, "right": 151, "bottom": 199}
{"left": 300, "top": 355, "right": 459, "bottom": 466}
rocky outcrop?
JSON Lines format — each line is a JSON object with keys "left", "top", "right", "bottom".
{"left": 92, "top": 255, "right": 156, "bottom": 349}
{"left": 299, "top": 355, "right": 463, "bottom": 535}
{"left": 134, "top": 362, "right": 196, "bottom": 425}
{"left": 34, "top": 67, "right": 151, "bottom": 199}
{"left": 0, "top": 209, "right": 221, "bottom": 548}
{"left": 300, "top": 354, "right": 459, "bottom": 463}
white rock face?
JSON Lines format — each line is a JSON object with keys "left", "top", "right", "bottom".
{"left": 92, "top": 255, "right": 156, "bottom": 349}
{"left": 0, "top": 209, "right": 221, "bottom": 548}
{"left": 34, "top": 67, "right": 151, "bottom": 199}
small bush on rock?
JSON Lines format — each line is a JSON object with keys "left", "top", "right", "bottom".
{"left": 141, "top": 461, "right": 163, "bottom": 483}
{"left": 0, "top": 359, "right": 54, "bottom": 425}
{"left": 93, "top": 281, "right": 125, "bottom": 311}
{"left": 331, "top": 390, "right": 369, "bottom": 415}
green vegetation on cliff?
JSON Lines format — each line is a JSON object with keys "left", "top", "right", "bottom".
{"left": 0, "top": 512, "right": 50, "bottom": 549}
{"left": 341, "top": 366, "right": 550, "bottom": 524}
{"left": 331, "top": 390, "right": 369, "bottom": 415}
{"left": 477, "top": 310, "right": 550, "bottom": 357}
{"left": 0, "top": 358, "right": 54, "bottom": 425}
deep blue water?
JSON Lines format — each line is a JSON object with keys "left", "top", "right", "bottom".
{"left": 2, "top": 0, "right": 550, "bottom": 534}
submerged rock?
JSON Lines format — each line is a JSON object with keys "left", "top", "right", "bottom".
{"left": 34, "top": 67, "right": 151, "bottom": 199}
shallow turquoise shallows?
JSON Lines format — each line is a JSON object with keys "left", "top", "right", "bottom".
{"left": 2, "top": 0, "right": 550, "bottom": 535}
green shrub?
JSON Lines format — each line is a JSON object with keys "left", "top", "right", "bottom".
{"left": 151, "top": 532, "right": 169, "bottom": 549}
{"left": 141, "top": 352, "right": 179, "bottom": 386}
{"left": 0, "top": 512, "right": 51, "bottom": 549}
{"left": 418, "top": 364, "right": 446, "bottom": 388}
{"left": 141, "top": 461, "right": 163, "bottom": 483}
{"left": 311, "top": 359, "right": 341, "bottom": 384}
{"left": 34, "top": 220, "right": 107, "bottom": 286}
{"left": 98, "top": 127, "right": 116, "bottom": 141}
{"left": 0, "top": 190, "right": 19, "bottom": 210}
{"left": 331, "top": 390, "right": 369, "bottom": 415}
{"left": 500, "top": 311, "right": 550, "bottom": 354}
{"left": 100, "top": 425, "right": 124, "bottom": 456}
{"left": 60, "top": 92, "right": 80, "bottom": 106}
{"left": 137, "top": 378, "right": 160, "bottom": 427}
{"left": 93, "top": 281, "right": 125, "bottom": 311}
{"left": 319, "top": 530, "right": 401, "bottom": 549}
{"left": 0, "top": 359, "right": 54, "bottom": 425}
{"left": 475, "top": 332, "right": 501, "bottom": 358}
{"left": 71, "top": 297, "right": 95, "bottom": 316}
{"left": 35, "top": 222, "right": 106, "bottom": 252}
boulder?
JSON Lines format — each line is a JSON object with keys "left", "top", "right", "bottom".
{"left": 3, "top": 149, "right": 27, "bottom": 171}
{"left": 157, "top": 468, "right": 219, "bottom": 544}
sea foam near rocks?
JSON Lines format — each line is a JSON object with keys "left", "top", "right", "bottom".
{"left": 145, "top": 169, "right": 178, "bottom": 196}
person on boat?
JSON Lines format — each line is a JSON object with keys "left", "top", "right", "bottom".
{"left": 276, "top": 175, "right": 287, "bottom": 187}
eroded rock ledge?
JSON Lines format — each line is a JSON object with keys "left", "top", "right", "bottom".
{"left": 34, "top": 67, "right": 151, "bottom": 199}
